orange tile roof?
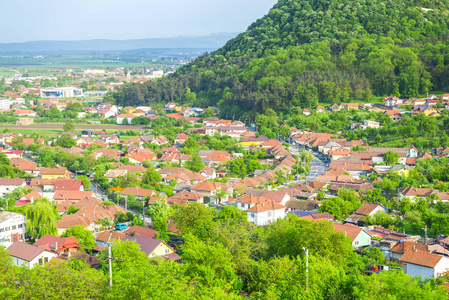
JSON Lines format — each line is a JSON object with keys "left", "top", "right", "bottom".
{"left": 400, "top": 249, "right": 443, "bottom": 268}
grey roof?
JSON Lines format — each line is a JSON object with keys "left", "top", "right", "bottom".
{"left": 7, "top": 242, "right": 44, "bottom": 261}
{"left": 0, "top": 211, "right": 24, "bottom": 224}
{"left": 123, "top": 235, "right": 164, "bottom": 256}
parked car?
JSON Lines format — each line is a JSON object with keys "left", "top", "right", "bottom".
{"left": 115, "top": 223, "right": 127, "bottom": 230}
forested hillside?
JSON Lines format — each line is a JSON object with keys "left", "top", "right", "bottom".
{"left": 113, "top": 0, "right": 449, "bottom": 117}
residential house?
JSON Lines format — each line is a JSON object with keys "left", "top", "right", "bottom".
{"left": 16, "top": 191, "right": 42, "bottom": 206}
{"left": 120, "top": 187, "right": 155, "bottom": 198}
{"left": 57, "top": 205, "right": 127, "bottom": 234}
{"left": 81, "top": 130, "right": 95, "bottom": 137}
{"left": 345, "top": 203, "right": 386, "bottom": 225}
{"left": 34, "top": 235, "right": 80, "bottom": 254}
{"left": 384, "top": 110, "right": 402, "bottom": 121}
{"left": 199, "top": 168, "right": 216, "bottom": 180}
{"left": 0, "top": 212, "right": 27, "bottom": 246}
{"left": 235, "top": 195, "right": 286, "bottom": 226}
{"left": 116, "top": 114, "right": 136, "bottom": 124}
{"left": 399, "top": 250, "right": 449, "bottom": 279}
{"left": 53, "top": 179, "right": 84, "bottom": 191}
{"left": 14, "top": 109, "right": 37, "bottom": 117}
{"left": 303, "top": 109, "right": 311, "bottom": 116}
{"left": 190, "top": 181, "right": 232, "bottom": 203}
{"left": 53, "top": 191, "right": 96, "bottom": 202}
{"left": 10, "top": 158, "right": 38, "bottom": 175}
{"left": 333, "top": 223, "right": 371, "bottom": 248}
{"left": 99, "top": 134, "right": 119, "bottom": 145}
{"left": 174, "top": 133, "right": 189, "bottom": 144}
{"left": 0, "top": 178, "right": 26, "bottom": 197}
{"left": 91, "top": 148, "right": 121, "bottom": 160}
{"left": 96, "top": 231, "right": 126, "bottom": 248}
{"left": 39, "top": 165, "right": 72, "bottom": 179}
{"left": 390, "top": 241, "right": 428, "bottom": 261}
{"left": 399, "top": 187, "right": 449, "bottom": 202}
{"left": 167, "top": 189, "right": 204, "bottom": 205}
{"left": 123, "top": 235, "right": 180, "bottom": 261}
{"left": 7, "top": 242, "right": 57, "bottom": 269}
{"left": 123, "top": 225, "right": 159, "bottom": 239}
{"left": 384, "top": 96, "right": 403, "bottom": 107}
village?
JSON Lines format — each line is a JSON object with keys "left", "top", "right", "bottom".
{"left": 1, "top": 71, "right": 449, "bottom": 282}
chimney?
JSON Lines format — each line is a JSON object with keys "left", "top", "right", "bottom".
{"left": 55, "top": 242, "right": 58, "bottom": 252}
{"left": 67, "top": 251, "right": 70, "bottom": 258}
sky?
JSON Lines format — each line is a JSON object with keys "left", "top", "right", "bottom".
{"left": 1, "top": 0, "right": 277, "bottom": 43}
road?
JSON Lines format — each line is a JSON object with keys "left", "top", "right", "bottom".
{"left": 91, "top": 180, "right": 149, "bottom": 224}
{"left": 286, "top": 143, "right": 328, "bottom": 184}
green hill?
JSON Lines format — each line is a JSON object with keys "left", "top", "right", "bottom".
{"left": 113, "top": 0, "right": 449, "bottom": 117}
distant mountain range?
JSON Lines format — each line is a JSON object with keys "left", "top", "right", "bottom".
{"left": 0, "top": 33, "right": 239, "bottom": 52}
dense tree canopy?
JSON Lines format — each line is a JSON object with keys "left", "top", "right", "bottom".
{"left": 113, "top": 0, "right": 449, "bottom": 117}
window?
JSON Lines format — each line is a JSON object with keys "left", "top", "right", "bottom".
{"left": 267, "top": 211, "right": 272, "bottom": 217}
{"left": 354, "top": 241, "right": 360, "bottom": 246}
{"left": 4, "top": 227, "right": 10, "bottom": 232}
{"left": 250, "top": 213, "right": 255, "bottom": 218}
{"left": 38, "top": 258, "right": 43, "bottom": 265}
{"left": 0, "top": 228, "right": 3, "bottom": 233}
{"left": 165, "top": 249, "right": 170, "bottom": 254}
{"left": 18, "top": 224, "right": 23, "bottom": 229}
{"left": 11, "top": 226, "right": 16, "bottom": 230}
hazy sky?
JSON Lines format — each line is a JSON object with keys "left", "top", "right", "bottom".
{"left": 1, "top": 0, "right": 277, "bottom": 43}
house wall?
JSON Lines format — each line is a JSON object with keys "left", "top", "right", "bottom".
{"left": 12, "top": 251, "right": 57, "bottom": 269}
{"left": 247, "top": 208, "right": 285, "bottom": 226}
{"left": 353, "top": 231, "right": 371, "bottom": 248}
{"left": 405, "top": 263, "right": 435, "bottom": 279}
{"left": 41, "top": 174, "right": 69, "bottom": 180}
{"left": 149, "top": 242, "right": 173, "bottom": 257}
{"left": 0, "top": 183, "right": 26, "bottom": 197}
{"left": 434, "top": 257, "right": 449, "bottom": 278}
{"left": 390, "top": 252, "right": 403, "bottom": 261}
{"left": 0, "top": 214, "right": 26, "bottom": 246}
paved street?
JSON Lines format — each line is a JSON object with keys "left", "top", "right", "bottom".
{"left": 286, "top": 143, "right": 328, "bottom": 184}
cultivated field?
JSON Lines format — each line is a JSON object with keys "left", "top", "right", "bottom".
{"left": 0, "top": 123, "right": 144, "bottom": 131}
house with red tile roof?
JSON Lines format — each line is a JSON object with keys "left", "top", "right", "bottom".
{"left": 167, "top": 189, "right": 204, "bottom": 205}
{"left": 34, "top": 235, "right": 80, "bottom": 254}
{"left": 120, "top": 187, "right": 155, "bottom": 198}
{"left": 235, "top": 195, "right": 286, "bottom": 226}
{"left": 174, "top": 133, "right": 189, "bottom": 144}
{"left": 191, "top": 181, "right": 232, "bottom": 203}
{"left": 10, "top": 158, "right": 38, "bottom": 174}
{"left": 7, "top": 242, "right": 57, "bottom": 269}
{"left": 333, "top": 223, "right": 371, "bottom": 248}
{"left": 400, "top": 249, "right": 449, "bottom": 279}
{"left": 57, "top": 205, "right": 127, "bottom": 234}
{"left": 345, "top": 203, "right": 386, "bottom": 225}
{"left": 53, "top": 191, "right": 95, "bottom": 202}
{"left": 53, "top": 179, "right": 84, "bottom": 191}
{"left": 124, "top": 225, "right": 159, "bottom": 239}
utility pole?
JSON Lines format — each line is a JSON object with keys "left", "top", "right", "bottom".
{"left": 424, "top": 225, "right": 428, "bottom": 245}
{"left": 142, "top": 199, "right": 145, "bottom": 225}
{"left": 303, "top": 247, "right": 308, "bottom": 291}
{"left": 108, "top": 244, "right": 113, "bottom": 288}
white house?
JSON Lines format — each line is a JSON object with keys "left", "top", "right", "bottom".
{"left": 363, "top": 120, "right": 380, "bottom": 129}
{"left": 116, "top": 114, "right": 136, "bottom": 124}
{"left": 199, "top": 168, "right": 216, "bottom": 180}
{"left": 0, "top": 178, "right": 26, "bottom": 197}
{"left": 400, "top": 250, "right": 449, "bottom": 279}
{"left": 7, "top": 242, "right": 57, "bottom": 269}
{"left": 0, "top": 212, "right": 27, "bottom": 247}
{"left": 385, "top": 96, "right": 404, "bottom": 107}
{"left": 235, "top": 195, "right": 286, "bottom": 226}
